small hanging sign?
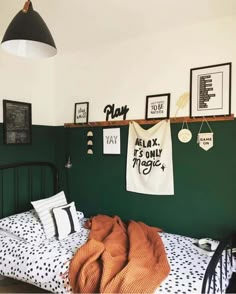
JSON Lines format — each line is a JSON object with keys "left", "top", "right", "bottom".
{"left": 197, "top": 119, "right": 214, "bottom": 151}
{"left": 197, "top": 133, "right": 214, "bottom": 151}
{"left": 178, "top": 129, "right": 192, "bottom": 143}
{"left": 178, "top": 121, "right": 192, "bottom": 143}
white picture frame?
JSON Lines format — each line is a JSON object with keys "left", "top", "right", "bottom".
{"left": 103, "top": 128, "right": 121, "bottom": 154}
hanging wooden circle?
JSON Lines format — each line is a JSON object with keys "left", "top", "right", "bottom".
{"left": 178, "top": 128, "right": 192, "bottom": 143}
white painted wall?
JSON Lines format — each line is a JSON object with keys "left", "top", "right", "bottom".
{"left": 54, "top": 16, "right": 236, "bottom": 126}
{"left": 0, "top": 16, "right": 235, "bottom": 126}
{"left": 0, "top": 51, "right": 55, "bottom": 125}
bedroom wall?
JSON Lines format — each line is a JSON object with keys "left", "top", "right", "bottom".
{"left": 0, "top": 124, "right": 56, "bottom": 165}
{"left": 0, "top": 51, "right": 55, "bottom": 125}
{"left": 0, "top": 15, "right": 235, "bottom": 239}
{"left": 0, "top": 47, "right": 57, "bottom": 186}
{"left": 54, "top": 16, "right": 236, "bottom": 124}
{"left": 58, "top": 120, "right": 236, "bottom": 240}
{"left": 0, "top": 124, "right": 57, "bottom": 216}
{"left": 53, "top": 16, "right": 236, "bottom": 239}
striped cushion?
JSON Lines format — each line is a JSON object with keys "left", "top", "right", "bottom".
{"left": 31, "top": 191, "right": 67, "bottom": 239}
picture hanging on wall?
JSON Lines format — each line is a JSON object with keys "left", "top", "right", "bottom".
{"left": 74, "top": 102, "right": 89, "bottom": 124}
{"left": 103, "top": 128, "right": 120, "bottom": 154}
{"left": 145, "top": 93, "right": 170, "bottom": 120}
{"left": 3, "top": 100, "right": 32, "bottom": 145}
{"left": 190, "top": 62, "right": 231, "bottom": 118}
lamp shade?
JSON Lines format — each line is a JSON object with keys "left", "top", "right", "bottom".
{"left": 1, "top": 1, "right": 57, "bottom": 58}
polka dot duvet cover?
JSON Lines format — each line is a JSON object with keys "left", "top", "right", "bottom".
{"left": 0, "top": 222, "right": 233, "bottom": 294}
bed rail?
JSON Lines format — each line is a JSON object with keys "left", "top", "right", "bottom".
{"left": 202, "top": 235, "right": 233, "bottom": 294}
{"left": 0, "top": 161, "right": 59, "bottom": 218}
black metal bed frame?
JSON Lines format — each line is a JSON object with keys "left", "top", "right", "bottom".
{"left": 0, "top": 162, "right": 234, "bottom": 293}
{"left": 0, "top": 161, "right": 59, "bottom": 218}
{"left": 201, "top": 235, "right": 233, "bottom": 293}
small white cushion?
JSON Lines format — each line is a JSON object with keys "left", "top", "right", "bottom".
{"left": 31, "top": 191, "right": 67, "bottom": 239}
{"left": 53, "top": 202, "right": 81, "bottom": 240}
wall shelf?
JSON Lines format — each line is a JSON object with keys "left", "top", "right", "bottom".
{"left": 64, "top": 115, "right": 234, "bottom": 128}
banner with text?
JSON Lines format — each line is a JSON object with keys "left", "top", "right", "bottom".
{"left": 126, "top": 120, "right": 174, "bottom": 195}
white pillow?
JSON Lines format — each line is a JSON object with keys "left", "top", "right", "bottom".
{"left": 31, "top": 191, "right": 67, "bottom": 239}
{"left": 53, "top": 202, "right": 81, "bottom": 240}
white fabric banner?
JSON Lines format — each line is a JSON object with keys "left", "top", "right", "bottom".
{"left": 126, "top": 120, "right": 174, "bottom": 195}
{"left": 197, "top": 132, "right": 214, "bottom": 151}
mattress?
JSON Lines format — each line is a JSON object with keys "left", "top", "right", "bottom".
{"left": 0, "top": 223, "right": 233, "bottom": 294}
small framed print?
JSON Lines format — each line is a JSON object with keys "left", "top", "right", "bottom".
{"left": 103, "top": 128, "right": 120, "bottom": 154}
{"left": 74, "top": 102, "right": 89, "bottom": 124}
{"left": 190, "top": 62, "right": 231, "bottom": 117}
{"left": 145, "top": 93, "right": 170, "bottom": 120}
{"left": 3, "top": 99, "right": 32, "bottom": 144}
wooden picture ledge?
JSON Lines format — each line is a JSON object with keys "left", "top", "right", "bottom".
{"left": 64, "top": 115, "right": 234, "bottom": 128}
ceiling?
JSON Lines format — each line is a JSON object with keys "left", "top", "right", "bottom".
{"left": 0, "top": 0, "right": 236, "bottom": 56}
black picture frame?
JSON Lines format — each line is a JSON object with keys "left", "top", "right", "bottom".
{"left": 3, "top": 100, "right": 32, "bottom": 145}
{"left": 74, "top": 102, "right": 89, "bottom": 124}
{"left": 145, "top": 93, "right": 170, "bottom": 120}
{"left": 190, "top": 62, "right": 231, "bottom": 118}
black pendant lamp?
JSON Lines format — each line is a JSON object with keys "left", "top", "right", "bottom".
{"left": 1, "top": 0, "right": 57, "bottom": 58}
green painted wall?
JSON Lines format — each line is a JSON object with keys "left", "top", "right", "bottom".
{"left": 0, "top": 124, "right": 56, "bottom": 165}
{"left": 1, "top": 122, "right": 235, "bottom": 239}
{"left": 59, "top": 121, "right": 236, "bottom": 239}
{"left": 0, "top": 124, "right": 57, "bottom": 216}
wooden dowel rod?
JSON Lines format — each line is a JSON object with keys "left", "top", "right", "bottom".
{"left": 64, "top": 114, "right": 234, "bottom": 128}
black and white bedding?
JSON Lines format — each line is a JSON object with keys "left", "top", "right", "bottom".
{"left": 0, "top": 212, "right": 234, "bottom": 294}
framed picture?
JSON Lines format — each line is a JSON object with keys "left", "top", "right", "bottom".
{"left": 145, "top": 93, "right": 170, "bottom": 120}
{"left": 3, "top": 100, "right": 32, "bottom": 145}
{"left": 103, "top": 128, "right": 120, "bottom": 154}
{"left": 74, "top": 102, "right": 89, "bottom": 124}
{"left": 190, "top": 62, "right": 231, "bottom": 117}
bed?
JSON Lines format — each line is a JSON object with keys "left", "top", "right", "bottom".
{"left": 0, "top": 161, "right": 234, "bottom": 294}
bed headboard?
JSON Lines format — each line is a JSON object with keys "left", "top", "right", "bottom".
{"left": 0, "top": 162, "right": 59, "bottom": 218}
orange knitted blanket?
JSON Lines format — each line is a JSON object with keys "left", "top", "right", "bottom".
{"left": 69, "top": 215, "right": 170, "bottom": 293}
